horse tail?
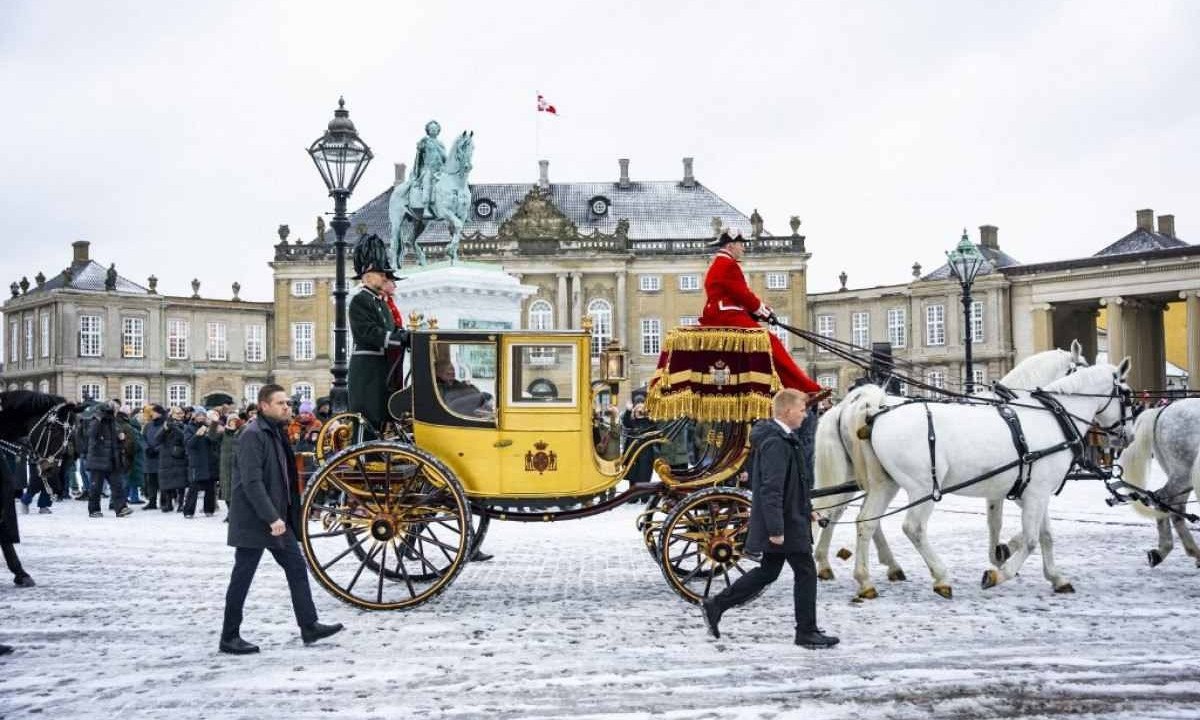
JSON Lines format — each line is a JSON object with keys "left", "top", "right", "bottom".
{"left": 813, "top": 405, "right": 852, "bottom": 508}
{"left": 841, "top": 385, "right": 890, "bottom": 492}
{"left": 1120, "top": 407, "right": 1163, "bottom": 518}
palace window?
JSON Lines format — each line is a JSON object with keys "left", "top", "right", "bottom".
{"left": 8, "top": 320, "right": 16, "bottom": 362}
{"left": 79, "top": 382, "right": 103, "bottom": 402}
{"left": 851, "top": 311, "right": 870, "bottom": 348}
{"left": 292, "top": 322, "right": 315, "bottom": 361}
{"left": 292, "top": 280, "right": 315, "bottom": 298}
{"left": 641, "top": 318, "right": 661, "bottom": 356}
{"left": 772, "top": 315, "right": 790, "bottom": 345}
{"left": 40, "top": 313, "right": 50, "bottom": 358}
{"left": 638, "top": 275, "right": 661, "bottom": 292}
{"left": 678, "top": 274, "right": 700, "bottom": 292}
{"left": 816, "top": 314, "right": 834, "bottom": 353}
{"left": 79, "top": 315, "right": 102, "bottom": 357}
{"left": 765, "top": 272, "right": 789, "bottom": 290}
{"left": 817, "top": 374, "right": 838, "bottom": 391}
{"left": 167, "top": 383, "right": 191, "bottom": 407}
{"left": 291, "top": 382, "right": 315, "bottom": 403}
{"left": 38, "top": 380, "right": 49, "bottom": 394}
{"left": 586, "top": 299, "right": 612, "bottom": 358}
{"left": 167, "top": 319, "right": 189, "bottom": 360}
{"left": 122, "top": 382, "right": 146, "bottom": 408}
{"left": 207, "top": 322, "right": 228, "bottom": 361}
{"left": 243, "top": 383, "right": 263, "bottom": 405}
{"left": 23, "top": 318, "right": 33, "bottom": 360}
{"left": 678, "top": 316, "right": 700, "bottom": 327}
{"left": 926, "top": 369, "right": 945, "bottom": 390}
{"left": 925, "top": 304, "right": 945, "bottom": 347}
{"left": 245, "top": 324, "right": 265, "bottom": 363}
{"left": 122, "top": 317, "right": 144, "bottom": 358}
{"left": 970, "top": 300, "right": 985, "bottom": 343}
{"left": 973, "top": 367, "right": 987, "bottom": 388}
{"left": 528, "top": 300, "right": 554, "bottom": 330}
{"left": 887, "top": 308, "right": 906, "bottom": 348}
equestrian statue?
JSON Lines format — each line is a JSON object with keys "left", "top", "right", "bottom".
{"left": 388, "top": 120, "right": 475, "bottom": 266}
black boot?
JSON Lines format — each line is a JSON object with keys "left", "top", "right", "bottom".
{"left": 300, "top": 621, "right": 344, "bottom": 645}
{"left": 0, "top": 644, "right": 13, "bottom": 656}
{"left": 795, "top": 628, "right": 839, "bottom": 649}
{"left": 219, "top": 634, "right": 260, "bottom": 655}
{"left": 701, "top": 598, "right": 723, "bottom": 639}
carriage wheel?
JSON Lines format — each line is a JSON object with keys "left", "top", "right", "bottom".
{"left": 469, "top": 513, "right": 491, "bottom": 558}
{"left": 315, "top": 412, "right": 370, "bottom": 465}
{"left": 635, "top": 493, "right": 671, "bottom": 564}
{"left": 300, "top": 442, "right": 472, "bottom": 611}
{"left": 658, "top": 487, "right": 754, "bottom": 604}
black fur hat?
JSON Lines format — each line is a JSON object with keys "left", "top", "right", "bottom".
{"left": 707, "top": 230, "right": 745, "bottom": 248}
{"left": 352, "top": 234, "right": 398, "bottom": 280}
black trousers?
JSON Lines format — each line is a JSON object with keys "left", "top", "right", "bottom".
{"left": 2, "top": 541, "right": 26, "bottom": 579}
{"left": 710, "top": 550, "right": 818, "bottom": 632}
{"left": 222, "top": 534, "right": 318, "bottom": 638}
{"left": 144, "top": 472, "right": 159, "bottom": 506}
{"left": 184, "top": 480, "right": 217, "bottom": 516}
{"left": 87, "top": 471, "right": 127, "bottom": 514}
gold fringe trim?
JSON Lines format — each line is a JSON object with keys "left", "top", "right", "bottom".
{"left": 645, "top": 389, "right": 775, "bottom": 423}
{"left": 662, "top": 327, "right": 774, "bottom": 354}
{"left": 661, "top": 368, "right": 778, "bottom": 388}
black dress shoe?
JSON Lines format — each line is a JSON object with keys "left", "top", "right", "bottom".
{"left": 795, "top": 629, "right": 840, "bottom": 649}
{"left": 218, "top": 635, "right": 260, "bottom": 655}
{"left": 143, "top": 503, "right": 158, "bottom": 510}
{"left": 0, "top": 644, "right": 13, "bottom": 656}
{"left": 701, "top": 598, "right": 722, "bottom": 639}
{"left": 470, "top": 550, "right": 494, "bottom": 562}
{"left": 301, "top": 621, "right": 344, "bottom": 645}
{"left": 13, "top": 574, "right": 36, "bottom": 588}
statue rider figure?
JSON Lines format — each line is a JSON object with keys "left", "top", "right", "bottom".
{"left": 413, "top": 120, "right": 447, "bottom": 219}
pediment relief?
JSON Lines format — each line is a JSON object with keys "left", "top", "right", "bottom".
{"left": 498, "top": 187, "right": 578, "bottom": 241}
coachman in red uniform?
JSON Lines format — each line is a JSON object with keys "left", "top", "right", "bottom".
{"left": 700, "top": 231, "right": 822, "bottom": 395}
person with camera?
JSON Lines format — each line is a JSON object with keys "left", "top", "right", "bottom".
{"left": 184, "top": 409, "right": 221, "bottom": 518}
{"left": 620, "top": 397, "right": 657, "bottom": 496}
{"left": 156, "top": 406, "right": 190, "bottom": 513}
{"left": 86, "top": 402, "right": 133, "bottom": 518}
{"left": 141, "top": 404, "right": 166, "bottom": 509}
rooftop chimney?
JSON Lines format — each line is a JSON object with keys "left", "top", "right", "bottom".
{"left": 1157, "top": 214, "right": 1175, "bottom": 238}
{"left": 1136, "top": 208, "right": 1154, "bottom": 231}
{"left": 618, "top": 158, "right": 630, "bottom": 188}
{"left": 681, "top": 157, "right": 695, "bottom": 188}
{"left": 538, "top": 159, "right": 549, "bottom": 190}
{"left": 72, "top": 240, "right": 90, "bottom": 263}
{"left": 394, "top": 162, "right": 406, "bottom": 185}
{"left": 979, "top": 225, "right": 999, "bottom": 250}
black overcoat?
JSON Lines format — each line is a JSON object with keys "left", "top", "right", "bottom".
{"left": 227, "top": 417, "right": 301, "bottom": 550}
{"left": 156, "top": 421, "right": 190, "bottom": 490}
{"left": 744, "top": 419, "right": 814, "bottom": 555}
{"left": 348, "top": 287, "right": 407, "bottom": 430}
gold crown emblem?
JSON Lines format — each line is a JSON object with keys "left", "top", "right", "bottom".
{"left": 534, "top": 440, "right": 549, "bottom": 451}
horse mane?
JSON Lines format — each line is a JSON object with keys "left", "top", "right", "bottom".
{"left": 1041, "top": 364, "right": 1112, "bottom": 394}
{"left": 443, "top": 134, "right": 472, "bottom": 175}
{"left": 1000, "top": 349, "right": 1066, "bottom": 388}
{"left": 0, "top": 390, "right": 68, "bottom": 441}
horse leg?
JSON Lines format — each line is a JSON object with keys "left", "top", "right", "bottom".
{"left": 983, "top": 496, "right": 1046, "bottom": 589}
{"left": 899, "top": 500, "right": 951, "bottom": 598}
{"left": 1168, "top": 509, "right": 1200, "bottom": 567}
{"left": 870, "top": 481, "right": 906, "bottom": 581}
{"left": 1036, "top": 509, "right": 1073, "bottom": 592}
{"left": 852, "top": 489, "right": 891, "bottom": 600}
{"left": 988, "top": 499, "right": 1010, "bottom": 566}
{"left": 1148, "top": 516, "right": 1174, "bottom": 568}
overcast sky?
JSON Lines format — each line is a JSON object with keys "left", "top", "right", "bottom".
{"left": 1, "top": 0, "right": 1197, "bottom": 306}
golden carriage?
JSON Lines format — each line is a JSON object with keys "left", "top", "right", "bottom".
{"left": 301, "top": 323, "right": 782, "bottom": 610}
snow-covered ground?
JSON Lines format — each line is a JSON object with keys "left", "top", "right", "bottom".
{"left": 2, "top": 477, "right": 1199, "bottom": 719}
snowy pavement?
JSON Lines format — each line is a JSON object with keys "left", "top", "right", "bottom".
{"left": 2, "top": 479, "right": 1199, "bottom": 719}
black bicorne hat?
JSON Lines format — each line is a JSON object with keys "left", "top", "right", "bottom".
{"left": 352, "top": 234, "right": 399, "bottom": 280}
{"left": 707, "top": 230, "right": 746, "bottom": 248}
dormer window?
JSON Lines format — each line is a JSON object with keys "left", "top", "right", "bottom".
{"left": 588, "top": 196, "right": 610, "bottom": 217}
{"left": 474, "top": 198, "right": 496, "bottom": 219}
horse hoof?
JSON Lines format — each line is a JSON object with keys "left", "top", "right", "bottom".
{"left": 981, "top": 569, "right": 1000, "bottom": 590}
{"left": 1054, "top": 582, "right": 1075, "bottom": 594}
{"left": 836, "top": 548, "right": 853, "bottom": 561}
{"left": 888, "top": 568, "right": 907, "bottom": 582}
{"left": 932, "top": 584, "right": 953, "bottom": 599}
{"left": 1147, "top": 550, "right": 1164, "bottom": 568}
{"left": 994, "top": 544, "right": 1012, "bottom": 564}
{"left": 817, "top": 568, "right": 835, "bottom": 581}
{"left": 857, "top": 587, "right": 878, "bottom": 600}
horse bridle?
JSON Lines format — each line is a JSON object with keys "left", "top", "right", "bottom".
{"left": 0, "top": 403, "right": 74, "bottom": 494}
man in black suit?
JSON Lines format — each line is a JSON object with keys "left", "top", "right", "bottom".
{"left": 701, "top": 388, "right": 839, "bottom": 649}
{"left": 219, "top": 384, "right": 343, "bottom": 654}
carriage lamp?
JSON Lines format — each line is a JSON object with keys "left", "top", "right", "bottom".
{"left": 946, "top": 229, "right": 986, "bottom": 393}
{"left": 601, "top": 339, "right": 628, "bottom": 383}
{"left": 308, "top": 97, "right": 374, "bottom": 413}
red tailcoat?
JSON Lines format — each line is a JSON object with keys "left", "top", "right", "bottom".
{"left": 699, "top": 249, "right": 822, "bottom": 394}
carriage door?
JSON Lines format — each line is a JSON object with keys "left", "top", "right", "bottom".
{"left": 497, "top": 340, "right": 584, "bottom": 497}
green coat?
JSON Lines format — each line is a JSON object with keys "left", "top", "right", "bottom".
{"left": 348, "top": 287, "right": 406, "bottom": 430}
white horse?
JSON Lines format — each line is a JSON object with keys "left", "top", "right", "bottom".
{"left": 846, "top": 360, "right": 1131, "bottom": 598}
{"left": 1118, "top": 398, "right": 1200, "bottom": 568}
{"left": 812, "top": 342, "right": 1087, "bottom": 596}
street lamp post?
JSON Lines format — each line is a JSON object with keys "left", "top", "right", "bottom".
{"left": 308, "top": 97, "right": 373, "bottom": 412}
{"left": 946, "top": 228, "right": 986, "bottom": 393}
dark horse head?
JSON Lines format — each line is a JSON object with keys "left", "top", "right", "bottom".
{"left": 0, "top": 390, "right": 77, "bottom": 478}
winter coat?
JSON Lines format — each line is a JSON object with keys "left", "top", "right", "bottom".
{"left": 0, "top": 456, "right": 19, "bottom": 544}
{"left": 621, "top": 414, "right": 658, "bottom": 484}
{"left": 228, "top": 417, "right": 302, "bottom": 550}
{"left": 218, "top": 427, "right": 241, "bottom": 502}
{"left": 744, "top": 418, "right": 813, "bottom": 555}
{"left": 156, "top": 421, "right": 190, "bottom": 490}
{"left": 125, "top": 419, "right": 145, "bottom": 488}
{"left": 142, "top": 417, "right": 165, "bottom": 473}
{"left": 185, "top": 423, "right": 220, "bottom": 483}
{"left": 85, "top": 413, "right": 125, "bottom": 473}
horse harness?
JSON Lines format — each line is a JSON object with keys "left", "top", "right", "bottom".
{"left": 0, "top": 403, "right": 73, "bottom": 495}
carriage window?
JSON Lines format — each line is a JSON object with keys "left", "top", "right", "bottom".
{"left": 510, "top": 344, "right": 576, "bottom": 406}
{"left": 432, "top": 341, "right": 498, "bottom": 421}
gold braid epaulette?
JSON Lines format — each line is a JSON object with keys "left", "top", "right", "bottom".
{"left": 645, "top": 389, "right": 774, "bottom": 423}
{"left": 661, "top": 327, "right": 773, "bottom": 354}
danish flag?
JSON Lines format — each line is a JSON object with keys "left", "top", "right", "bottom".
{"left": 537, "top": 93, "right": 558, "bottom": 115}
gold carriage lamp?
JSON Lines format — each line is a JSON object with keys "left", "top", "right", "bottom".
{"left": 601, "top": 339, "right": 627, "bottom": 383}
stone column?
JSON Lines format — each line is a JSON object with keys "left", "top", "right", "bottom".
{"left": 615, "top": 270, "right": 627, "bottom": 346}
{"left": 556, "top": 273, "right": 569, "bottom": 329}
{"left": 1184, "top": 290, "right": 1200, "bottom": 391}
{"left": 1103, "top": 297, "right": 1124, "bottom": 363}
{"left": 1031, "top": 303, "right": 1055, "bottom": 353}
{"left": 1149, "top": 302, "right": 1167, "bottom": 391}
{"left": 570, "top": 271, "right": 583, "bottom": 329}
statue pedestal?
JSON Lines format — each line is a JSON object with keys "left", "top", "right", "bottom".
{"left": 392, "top": 262, "right": 536, "bottom": 331}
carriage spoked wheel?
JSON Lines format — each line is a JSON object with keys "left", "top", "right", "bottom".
{"left": 658, "top": 486, "right": 755, "bottom": 604}
{"left": 300, "top": 442, "right": 473, "bottom": 611}
{"left": 635, "top": 493, "right": 671, "bottom": 564}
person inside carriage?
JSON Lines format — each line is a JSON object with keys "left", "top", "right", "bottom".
{"left": 700, "top": 230, "right": 825, "bottom": 401}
